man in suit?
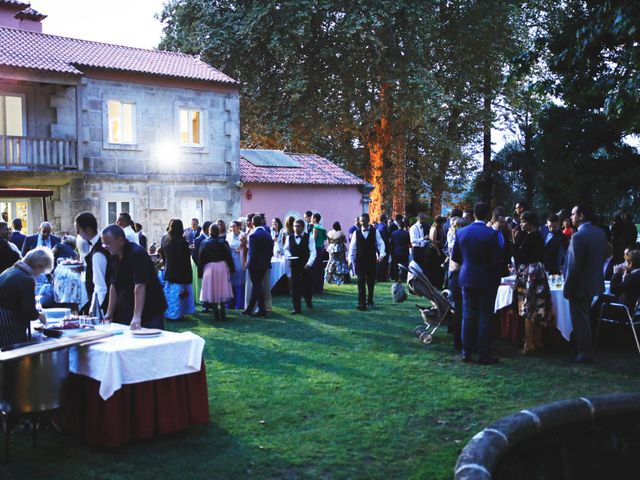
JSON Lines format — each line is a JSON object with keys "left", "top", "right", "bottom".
{"left": 563, "top": 204, "right": 608, "bottom": 363}
{"left": 543, "top": 214, "right": 565, "bottom": 275}
{"left": 183, "top": 217, "right": 202, "bottom": 246}
{"left": 609, "top": 249, "right": 640, "bottom": 314}
{"left": 304, "top": 210, "right": 314, "bottom": 234}
{"left": 0, "top": 222, "right": 20, "bottom": 275}
{"left": 376, "top": 214, "right": 390, "bottom": 282}
{"left": 390, "top": 220, "right": 410, "bottom": 282}
{"left": 9, "top": 218, "right": 26, "bottom": 251}
{"left": 348, "top": 213, "right": 386, "bottom": 310}
{"left": 21, "top": 221, "right": 61, "bottom": 256}
{"left": 243, "top": 214, "right": 273, "bottom": 317}
{"left": 409, "top": 213, "right": 430, "bottom": 274}
{"left": 452, "top": 202, "right": 502, "bottom": 365}
{"left": 284, "top": 219, "right": 316, "bottom": 314}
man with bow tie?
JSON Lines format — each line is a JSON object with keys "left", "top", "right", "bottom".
{"left": 75, "top": 212, "right": 110, "bottom": 313}
{"left": 284, "top": 219, "right": 317, "bottom": 314}
{"left": 348, "top": 213, "right": 386, "bottom": 311}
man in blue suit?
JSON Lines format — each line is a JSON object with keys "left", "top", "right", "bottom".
{"left": 452, "top": 202, "right": 502, "bottom": 364}
{"left": 243, "top": 214, "right": 274, "bottom": 317}
{"left": 9, "top": 218, "right": 26, "bottom": 251}
{"left": 21, "top": 222, "right": 61, "bottom": 256}
{"left": 563, "top": 204, "right": 608, "bottom": 363}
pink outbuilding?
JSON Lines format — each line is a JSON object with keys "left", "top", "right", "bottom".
{"left": 240, "top": 150, "right": 372, "bottom": 231}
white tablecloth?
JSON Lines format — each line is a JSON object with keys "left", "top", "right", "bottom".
{"left": 270, "top": 257, "right": 287, "bottom": 289}
{"left": 494, "top": 285, "right": 514, "bottom": 312}
{"left": 70, "top": 327, "right": 205, "bottom": 400}
{"left": 494, "top": 284, "right": 573, "bottom": 341}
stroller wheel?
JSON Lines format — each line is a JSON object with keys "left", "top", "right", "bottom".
{"left": 421, "top": 333, "right": 433, "bottom": 345}
{"left": 414, "top": 326, "right": 426, "bottom": 338}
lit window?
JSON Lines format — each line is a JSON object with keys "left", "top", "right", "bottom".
{"left": 108, "top": 101, "right": 136, "bottom": 144}
{"left": 0, "top": 95, "right": 24, "bottom": 136}
{"left": 179, "top": 108, "right": 203, "bottom": 146}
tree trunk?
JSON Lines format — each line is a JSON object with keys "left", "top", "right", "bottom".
{"left": 430, "top": 108, "right": 461, "bottom": 218}
{"left": 391, "top": 131, "right": 407, "bottom": 216}
{"left": 481, "top": 93, "right": 493, "bottom": 203}
{"left": 367, "top": 83, "right": 391, "bottom": 221}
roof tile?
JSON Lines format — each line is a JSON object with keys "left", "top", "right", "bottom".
{"left": 0, "top": 26, "right": 237, "bottom": 84}
{"left": 240, "top": 151, "right": 369, "bottom": 186}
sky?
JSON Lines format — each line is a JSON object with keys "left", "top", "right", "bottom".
{"left": 30, "top": 0, "right": 167, "bottom": 48}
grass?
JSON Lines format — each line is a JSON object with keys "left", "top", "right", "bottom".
{"left": 3, "top": 282, "right": 640, "bottom": 479}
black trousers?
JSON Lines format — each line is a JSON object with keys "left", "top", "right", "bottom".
{"left": 291, "top": 266, "right": 312, "bottom": 312}
{"left": 247, "top": 266, "right": 267, "bottom": 313}
{"left": 356, "top": 261, "right": 377, "bottom": 306}
{"left": 391, "top": 253, "right": 409, "bottom": 282}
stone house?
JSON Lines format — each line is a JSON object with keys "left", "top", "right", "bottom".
{"left": 0, "top": 1, "right": 240, "bottom": 242}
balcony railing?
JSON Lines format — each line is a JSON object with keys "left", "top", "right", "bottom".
{"left": 0, "top": 135, "right": 80, "bottom": 171}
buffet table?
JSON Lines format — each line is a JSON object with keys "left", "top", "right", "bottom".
{"left": 64, "top": 327, "right": 209, "bottom": 448}
{"left": 270, "top": 257, "right": 287, "bottom": 289}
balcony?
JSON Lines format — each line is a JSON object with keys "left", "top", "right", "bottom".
{"left": 0, "top": 135, "right": 80, "bottom": 171}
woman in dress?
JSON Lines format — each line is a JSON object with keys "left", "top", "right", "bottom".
{"left": 311, "top": 213, "right": 328, "bottom": 293}
{"left": 325, "top": 222, "right": 350, "bottom": 285}
{"left": 226, "top": 220, "right": 245, "bottom": 309}
{"left": 0, "top": 247, "right": 50, "bottom": 347}
{"left": 216, "top": 219, "right": 227, "bottom": 237}
{"left": 271, "top": 217, "right": 285, "bottom": 257}
{"left": 160, "top": 219, "right": 196, "bottom": 320}
{"left": 513, "top": 211, "right": 552, "bottom": 354}
{"left": 199, "top": 224, "right": 235, "bottom": 320}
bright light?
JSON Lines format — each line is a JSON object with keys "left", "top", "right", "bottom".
{"left": 156, "top": 141, "right": 180, "bottom": 169}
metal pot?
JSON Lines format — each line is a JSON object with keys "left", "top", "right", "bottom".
{"left": 0, "top": 342, "right": 70, "bottom": 414}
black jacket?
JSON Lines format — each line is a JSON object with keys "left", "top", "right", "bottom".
{"left": 610, "top": 269, "right": 640, "bottom": 313}
{"left": 160, "top": 236, "right": 193, "bottom": 284}
{"left": 0, "top": 264, "right": 39, "bottom": 321}
{"left": 0, "top": 239, "right": 20, "bottom": 275}
{"left": 198, "top": 237, "right": 234, "bottom": 278}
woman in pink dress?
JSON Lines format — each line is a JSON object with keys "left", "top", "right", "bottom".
{"left": 198, "top": 224, "right": 235, "bottom": 321}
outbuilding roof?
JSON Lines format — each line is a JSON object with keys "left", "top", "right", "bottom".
{"left": 240, "top": 150, "right": 370, "bottom": 187}
{"left": 0, "top": 26, "right": 237, "bottom": 84}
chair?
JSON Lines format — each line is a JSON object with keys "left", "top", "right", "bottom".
{"left": 594, "top": 298, "right": 640, "bottom": 354}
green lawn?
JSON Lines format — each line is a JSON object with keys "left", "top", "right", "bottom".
{"left": 3, "top": 282, "right": 640, "bottom": 479}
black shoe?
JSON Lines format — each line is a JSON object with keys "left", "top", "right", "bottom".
{"left": 462, "top": 354, "right": 473, "bottom": 363}
{"left": 574, "top": 354, "right": 593, "bottom": 364}
{"left": 477, "top": 356, "right": 500, "bottom": 365}
{"left": 253, "top": 311, "right": 267, "bottom": 318}
{"left": 241, "top": 309, "right": 252, "bottom": 316}
{"left": 290, "top": 309, "right": 301, "bottom": 315}
{"left": 356, "top": 305, "right": 367, "bottom": 311}
{"left": 367, "top": 302, "right": 374, "bottom": 308}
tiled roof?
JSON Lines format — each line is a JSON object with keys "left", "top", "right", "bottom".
{"left": 240, "top": 151, "right": 369, "bottom": 186}
{"left": 0, "top": 26, "right": 237, "bottom": 84}
{"left": 0, "top": 0, "right": 29, "bottom": 8}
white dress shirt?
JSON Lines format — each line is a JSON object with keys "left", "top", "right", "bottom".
{"left": 123, "top": 225, "right": 140, "bottom": 245}
{"left": 88, "top": 233, "right": 109, "bottom": 306}
{"left": 37, "top": 234, "right": 52, "bottom": 248}
{"left": 284, "top": 232, "right": 317, "bottom": 268}
{"left": 348, "top": 226, "right": 386, "bottom": 265}
{"left": 409, "top": 222, "right": 428, "bottom": 248}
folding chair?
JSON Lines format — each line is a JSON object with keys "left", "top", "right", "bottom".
{"left": 594, "top": 298, "right": 640, "bottom": 354}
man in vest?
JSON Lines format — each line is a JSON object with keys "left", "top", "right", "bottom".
{"left": 75, "top": 211, "right": 110, "bottom": 313}
{"left": 348, "top": 213, "right": 386, "bottom": 311}
{"left": 284, "top": 219, "right": 317, "bottom": 314}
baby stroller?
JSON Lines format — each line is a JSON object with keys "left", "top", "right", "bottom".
{"left": 399, "top": 261, "right": 454, "bottom": 345}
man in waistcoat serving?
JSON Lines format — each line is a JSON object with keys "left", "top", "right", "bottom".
{"left": 348, "top": 213, "right": 386, "bottom": 311}
{"left": 75, "top": 212, "right": 110, "bottom": 314}
{"left": 284, "top": 219, "right": 317, "bottom": 314}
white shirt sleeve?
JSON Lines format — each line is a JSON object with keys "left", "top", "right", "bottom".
{"left": 306, "top": 236, "right": 317, "bottom": 268}
{"left": 375, "top": 229, "right": 386, "bottom": 258}
{"left": 410, "top": 224, "right": 426, "bottom": 247}
{"left": 348, "top": 231, "right": 357, "bottom": 265}
{"left": 92, "top": 251, "right": 109, "bottom": 306}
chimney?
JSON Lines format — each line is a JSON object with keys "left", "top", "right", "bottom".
{"left": 0, "top": 1, "right": 46, "bottom": 33}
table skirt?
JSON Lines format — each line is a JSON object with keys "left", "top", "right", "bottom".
{"left": 64, "top": 362, "right": 209, "bottom": 448}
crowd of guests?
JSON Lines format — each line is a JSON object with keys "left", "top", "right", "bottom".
{"left": 0, "top": 203, "right": 637, "bottom": 359}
